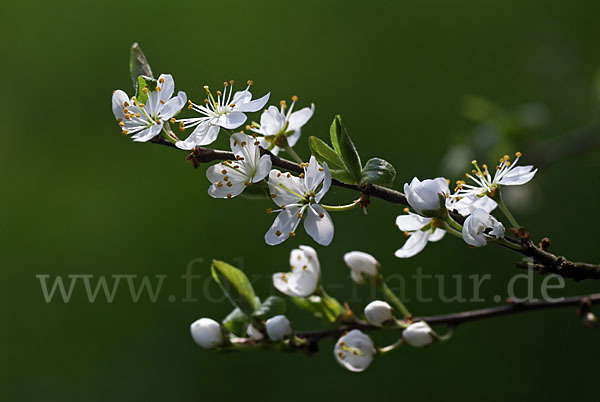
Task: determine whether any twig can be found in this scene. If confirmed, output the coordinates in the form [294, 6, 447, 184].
[149, 136, 600, 280]
[295, 292, 600, 345]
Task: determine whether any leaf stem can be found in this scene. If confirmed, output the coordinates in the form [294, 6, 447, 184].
[379, 280, 411, 319]
[321, 200, 360, 212]
[497, 191, 520, 228]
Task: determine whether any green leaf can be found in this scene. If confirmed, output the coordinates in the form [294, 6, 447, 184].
[252, 295, 286, 320]
[135, 76, 157, 106]
[308, 136, 345, 170]
[211, 260, 260, 315]
[290, 294, 343, 324]
[329, 115, 362, 183]
[222, 307, 251, 336]
[329, 168, 358, 184]
[129, 42, 154, 90]
[360, 158, 396, 187]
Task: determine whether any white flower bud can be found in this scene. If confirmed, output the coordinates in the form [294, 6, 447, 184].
[247, 324, 264, 341]
[344, 251, 380, 284]
[462, 208, 505, 247]
[190, 318, 224, 349]
[334, 330, 376, 372]
[583, 312, 597, 328]
[402, 321, 434, 348]
[364, 300, 393, 326]
[265, 315, 293, 341]
[404, 177, 449, 216]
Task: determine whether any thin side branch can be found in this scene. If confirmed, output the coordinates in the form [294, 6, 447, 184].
[295, 293, 600, 344]
[150, 136, 600, 280]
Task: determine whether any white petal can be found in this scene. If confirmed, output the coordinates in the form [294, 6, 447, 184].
[305, 155, 324, 191]
[236, 92, 270, 112]
[304, 205, 334, 246]
[208, 181, 246, 199]
[260, 106, 285, 134]
[131, 122, 163, 142]
[394, 230, 430, 258]
[499, 166, 537, 185]
[231, 89, 252, 106]
[428, 228, 446, 242]
[395, 214, 431, 231]
[265, 206, 301, 246]
[287, 103, 315, 132]
[176, 123, 220, 149]
[272, 273, 293, 296]
[112, 90, 129, 121]
[157, 73, 175, 102]
[315, 162, 331, 203]
[160, 91, 187, 120]
[254, 154, 272, 182]
[288, 269, 319, 297]
[268, 170, 304, 207]
[215, 111, 246, 130]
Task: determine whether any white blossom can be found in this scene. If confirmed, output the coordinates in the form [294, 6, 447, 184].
[364, 300, 393, 326]
[343, 251, 380, 284]
[273, 245, 320, 297]
[265, 156, 333, 246]
[404, 177, 450, 217]
[453, 152, 537, 199]
[250, 97, 315, 154]
[190, 318, 223, 349]
[395, 213, 446, 258]
[447, 194, 497, 216]
[112, 74, 187, 142]
[462, 208, 505, 247]
[175, 81, 270, 150]
[265, 315, 293, 341]
[206, 133, 272, 199]
[402, 321, 433, 348]
[334, 330, 376, 372]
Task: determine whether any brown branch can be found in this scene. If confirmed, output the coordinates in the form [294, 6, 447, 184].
[149, 136, 600, 280]
[295, 293, 600, 345]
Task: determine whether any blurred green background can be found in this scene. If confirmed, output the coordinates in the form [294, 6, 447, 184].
[2, 0, 600, 400]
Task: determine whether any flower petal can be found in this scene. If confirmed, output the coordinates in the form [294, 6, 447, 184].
[157, 74, 175, 102]
[304, 205, 334, 246]
[394, 230, 430, 258]
[268, 170, 304, 207]
[131, 122, 163, 142]
[265, 206, 301, 246]
[236, 92, 270, 112]
[428, 228, 446, 242]
[175, 123, 220, 149]
[112, 90, 129, 121]
[254, 154, 272, 183]
[273, 273, 293, 296]
[260, 106, 285, 134]
[395, 213, 431, 231]
[160, 91, 187, 120]
[499, 166, 537, 185]
[287, 103, 315, 132]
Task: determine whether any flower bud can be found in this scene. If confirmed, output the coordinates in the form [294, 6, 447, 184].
[334, 330, 376, 372]
[402, 321, 434, 348]
[190, 318, 224, 349]
[462, 208, 505, 247]
[583, 312, 597, 328]
[265, 315, 293, 341]
[364, 300, 393, 326]
[344, 251, 380, 284]
[404, 177, 450, 217]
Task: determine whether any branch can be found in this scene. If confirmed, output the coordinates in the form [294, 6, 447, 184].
[150, 136, 600, 280]
[295, 292, 600, 345]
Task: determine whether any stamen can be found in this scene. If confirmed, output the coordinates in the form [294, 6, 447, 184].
[159, 78, 165, 84]
[247, 80, 253, 85]
[289, 231, 296, 237]
[291, 95, 298, 102]
[515, 151, 522, 157]
[266, 208, 272, 214]
[275, 230, 282, 236]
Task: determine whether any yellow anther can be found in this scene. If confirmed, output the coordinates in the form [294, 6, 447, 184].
[281, 205, 287, 210]
[159, 78, 165, 84]
[119, 122, 125, 127]
[217, 90, 222, 96]
[229, 80, 235, 85]
[299, 173, 305, 178]
[170, 118, 176, 124]
[224, 176, 229, 181]
[403, 207, 409, 213]
[223, 82, 228, 87]
[247, 80, 253, 85]
[124, 102, 130, 107]
[155, 86, 161, 92]
[136, 113, 141, 118]
[318, 168, 324, 171]
[291, 95, 298, 102]
[404, 231, 410, 237]
[286, 173, 291, 178]
[277, 172, 282, 177]
[217, 182, 223, 188]
[226, 182, 232, 187]
[143, 87, 149, 93]
[227, 193, 232, 199]
[122, 130, 129, 135]
[290, 231, 296, 237]
[515, 151, 522, 157]
[319, 213, 324, 218]
[266, 208, 272, 214]
[221, 169, 227, 174]
[241, 141, 247, 146]
[275, 230, 282, 236]
[270, 194, 277, 198]
[297, 213, 303, 219]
